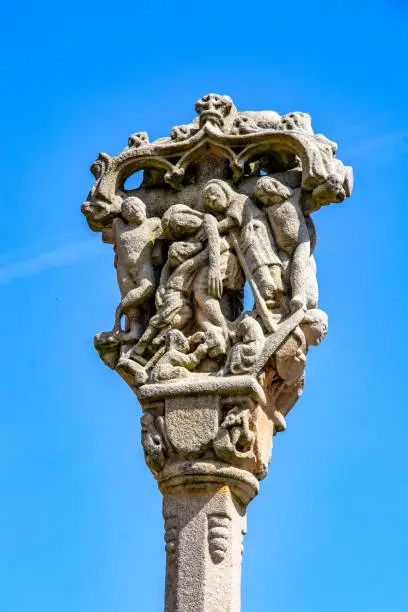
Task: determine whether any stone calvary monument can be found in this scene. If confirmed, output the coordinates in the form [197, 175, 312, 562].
[81, 94, 353, 611]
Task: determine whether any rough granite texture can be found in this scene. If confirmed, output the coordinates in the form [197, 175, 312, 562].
[82, 93, 353, 611]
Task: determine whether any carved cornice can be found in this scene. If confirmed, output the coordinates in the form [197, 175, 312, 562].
[84, 94, 352, 217]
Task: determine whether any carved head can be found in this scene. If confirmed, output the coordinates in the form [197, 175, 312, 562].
[165, 330, 190, 353]
[312, 175, 346, 206]
[202, 180, 233, 214]
[235, 315, 264, 344]
[162, 204, 203, 239]
[255, 176, 292, 206]
[81, 197, 121, 231]
[301, 309, 328, 346]
[121, 197, 147, 225]
[195, 94, 233, 128]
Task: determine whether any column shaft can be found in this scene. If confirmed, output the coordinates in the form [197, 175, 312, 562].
[163, 484, 246, 612]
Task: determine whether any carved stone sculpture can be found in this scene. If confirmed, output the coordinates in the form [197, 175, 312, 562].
[82, 93, 353, 611]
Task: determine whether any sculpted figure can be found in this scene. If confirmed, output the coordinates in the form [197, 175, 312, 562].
[140, 412, 167, 474]
[255, 176, 311, 312]
[154, 198, 246, 359]
[213, 396, 257, 470]
[192, 231, 242, 358]
[220, 403, 254, 453]
[150, 330, 208, 383]
[202, 180, 283, 311]
[112, 196, 163, 339]
[225, 315, 264, 375]
[273, 308, 328, 422]
[275, 308, 328, 379]
[133, 204, 226, 357]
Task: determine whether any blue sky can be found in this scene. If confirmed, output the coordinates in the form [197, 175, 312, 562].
[1, 1, 408, 610]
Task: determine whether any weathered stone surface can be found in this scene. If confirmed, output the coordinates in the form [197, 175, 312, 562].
[163, 485, 246, 612]
[82, 94, 353, 611]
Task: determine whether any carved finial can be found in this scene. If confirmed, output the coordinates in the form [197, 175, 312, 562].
[90, 152, 112, 179]
[195, 93, 233, 128]
[128, 131, 149, 148]
[278, 112, 314, 134]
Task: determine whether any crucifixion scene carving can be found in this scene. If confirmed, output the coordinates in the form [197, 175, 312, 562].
[82, 93, 353, 611]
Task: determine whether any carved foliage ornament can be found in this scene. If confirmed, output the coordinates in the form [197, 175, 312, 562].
[82, 93, 352, 488]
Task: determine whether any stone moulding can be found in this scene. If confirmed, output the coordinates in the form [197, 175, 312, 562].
[82, 93, 352, 611]
[137, 374, 266, 403]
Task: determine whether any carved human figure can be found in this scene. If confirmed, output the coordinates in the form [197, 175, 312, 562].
[150, 330, 208, 383]
[143, 201, 241, 360]
[202, 179, 284, 311]
[133, 204, 225, 357]
[225, 315, 264, 375]
[255, 176, 312, 312]
[273, 308, 328, 422]
[112, 196, 163, 339]
[192, 235, 242, 358]
[275, 308, 328, 380]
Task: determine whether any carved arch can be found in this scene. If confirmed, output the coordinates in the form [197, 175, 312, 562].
[236, 133, 327, 190]
[93, 156, 176, 203]
[171, 139, 238, 178]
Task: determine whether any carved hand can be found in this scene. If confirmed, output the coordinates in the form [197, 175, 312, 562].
[208, 267, 223, 299]
[290, 295, 305, 313]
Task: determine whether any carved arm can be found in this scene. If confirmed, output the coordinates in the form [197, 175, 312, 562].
[203, 214, 223, 299]
[175, 343, 209, 369]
